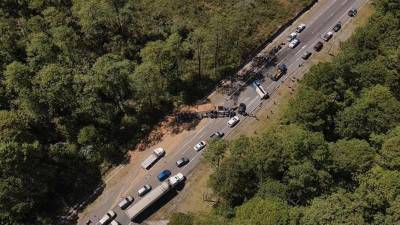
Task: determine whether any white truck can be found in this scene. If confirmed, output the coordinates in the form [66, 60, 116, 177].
[125, 173, 185, 221]
[141, 147, 165, 170]
[253, 82, 269, 99]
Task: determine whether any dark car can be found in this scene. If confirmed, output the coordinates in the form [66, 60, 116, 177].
[238, 103, 246, 115]
[313, 41, 324, 51]
[176, 157, 189, 167]
[302, 51, 312, 60]
[348, 9, 357, 17]
[210, 131, 224, 140]
[157, 170, 171, 181]
[333, 22, 342, 32]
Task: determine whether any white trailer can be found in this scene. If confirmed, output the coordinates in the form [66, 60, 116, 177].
[141, 148, 165, 170]
[255, 84, 269, 99]
[125, 173, 184, 221]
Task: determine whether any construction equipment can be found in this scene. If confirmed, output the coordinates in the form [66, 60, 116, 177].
[272, 64, 287, 81]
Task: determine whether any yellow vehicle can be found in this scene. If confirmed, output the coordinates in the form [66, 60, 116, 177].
[272, 64, 287, 81]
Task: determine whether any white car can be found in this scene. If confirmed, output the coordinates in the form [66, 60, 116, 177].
[323, 31, 333, 41]
[289, 38, 300, 49]
[287, 32, 297, 42]
[227, 116, 240, 127]
[194, 141, 207, 151]
[138, 184, 152, 197]
[118, 195, 134, 209]
[296, 23, 306, 33]
[99, 210, 117, 225]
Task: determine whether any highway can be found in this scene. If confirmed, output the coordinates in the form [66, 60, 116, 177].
[80, 0, 369, 224]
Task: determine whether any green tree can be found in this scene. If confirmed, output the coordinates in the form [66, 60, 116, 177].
[286, 87, 335, 135]
[300, 191, 365, 225]
[329, 139, 375, 177]
[336, 85, 400, 139]
[26, 32, 57, 70]
[354, 166, 400, 223]
[3, 61, 32, 97]
[232, 197, 290, 225]
[377, 126, 400, 170]
[256, 178, 288, 200]
[203, 139, 227, 168]
[0, 141, 54, 225]
[284, 162, 322, 205]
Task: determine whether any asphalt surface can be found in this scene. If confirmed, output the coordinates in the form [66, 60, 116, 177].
[81, 0, 369, 224]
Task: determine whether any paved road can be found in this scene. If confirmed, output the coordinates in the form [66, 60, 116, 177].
[81, 0, 368, 224]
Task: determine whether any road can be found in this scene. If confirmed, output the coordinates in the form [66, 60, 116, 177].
[80, 0, 369, 224]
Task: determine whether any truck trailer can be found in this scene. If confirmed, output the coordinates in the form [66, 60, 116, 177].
[141, 148, 165, 170]
[125, 173, 185, 221]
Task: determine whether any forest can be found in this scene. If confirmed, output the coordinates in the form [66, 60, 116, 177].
[0, 0, 315, 224]
[169, 0, 400, 224]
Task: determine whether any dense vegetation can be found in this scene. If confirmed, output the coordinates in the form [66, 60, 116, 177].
[0, 0, 314, 224]
[170, 0, 400, 224]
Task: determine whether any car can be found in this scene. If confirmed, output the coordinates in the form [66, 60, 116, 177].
[210, 131, 224, 139]
[287, 32, 297, 42]
[157, 170, 171, 181]
[176, 157, 189, 167]
[118, 196, 134, 209]
[333, 22, 342, 32]
[296, 23, 306, 33]
[323, 31, 333, 41]
[238, 103, 246, 115]
[302, 51, 312, 60]
[227, 116, 240, 127]
[99, 210, 117, 225]
[313, 41, 324, 51]
[138, 184, 152, 197]
[348, 8, 357, 17]
[194, 141, 207, 151]
[289, 38, 300, 48]
[110, 221, 120, 225]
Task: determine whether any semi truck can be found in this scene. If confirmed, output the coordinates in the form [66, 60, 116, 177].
[272, 63, 287, 81]
[141, 148, 165, 170]
[125, 173, 185, 221]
